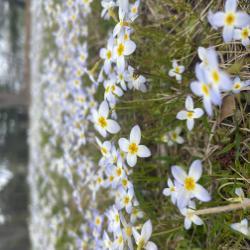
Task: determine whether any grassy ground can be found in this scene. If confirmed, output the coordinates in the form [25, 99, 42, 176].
[33, 0, 250, 249]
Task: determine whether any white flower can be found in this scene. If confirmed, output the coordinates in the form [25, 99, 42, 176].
[96, 137, 112, 157]
[113, 10, 130, 37]
[168, 60, 185, 82]
[126, 66, 147, 92]
[162, 178, 179, 205]
[117, 0, 129, 15]
[100, 37, 115, 74]
[120, 214, 134, 250]
[190, 64, 222, 116]
[171, 160, 211, 209]
[161, 127, 184, 146]
[101, 0, 116, 19]
[208, 0, 250, 42]
[198, 46, 218, 70]
[180, 208, 203, 230]
[231, 219, 250, 236]
[129, 0, 140, 22]
[234, 26, 250, 46]
[104, 78, 123, 104]
[130, 206, 144, 224]
[231, 77, 249, 94]
[114, 33, 136, 72]
[176, 96, 204, 131]
[132, 220, 158, 250]
[119, 125, 151, 167]
[93, 101, 121, 137]
[117, 187, 134, 213]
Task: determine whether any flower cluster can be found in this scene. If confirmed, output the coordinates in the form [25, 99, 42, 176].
[208, 0, 250, 44]
[29, 0, 158, 249]
[163, 0, 250, 232]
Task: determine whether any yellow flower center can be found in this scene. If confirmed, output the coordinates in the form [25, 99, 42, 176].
[126, 227, 132, 237]
[111, 85, 116, 92]
[241, 28, 249, 40]
[201, 83, 209, 96]
[115, 214, 119, 223]
[117, 43, 125, 56]
[124, 33, 129, 41]
[109, 175, 114, 182]
[138, 239, 145, 249]
[225, 12, 235, 26]
[234, 82, 241, 89]
[122, 178, 128, 187]
[80, 54, 85, 62]
[172, 132, 177, 140]
[97, 177, 102, 184]
[116, 168, 122, 176]
[184, 177, 196, 191]
[98, 116, 107, 128]
[128, 143, 138, 154]
[170, 186, 175, 192]
[175, 66, 180, 74]
[124, 195, 130, 204]
[187, 111, 193, 119]
[131, 6, 137, 14]
[118, 235, 123, 244]
[106, 50, 112, 59]
[101, 147, 107, 155]
[95, 217, 101, 225]
[212, 70, 220, 84]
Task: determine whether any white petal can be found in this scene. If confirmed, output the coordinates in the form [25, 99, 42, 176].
[185, 96, 194, 111]
[193, 108, 204, 118]
[233, 29, 241, 40]
[99, 101, 109, 117]
[198, 47, 206, 61]
[193, 184, 211, 202]
[104, 60, 111, 74]
[177, 190, 191, 209]
[100, 48, 107, 59]
[106, 119, 121, 134]
[223, 26, 234, 43]
[218, 71, 232, 91]
[124, 40, 136, 55]
[190, 81, 203, 97]
[130, 125, 141, 144]
[176, 136, 184, 144]
[113, 23, 122, 37]
[242, 38, 250, 47]
[119, 138, 129, 152]
[225, 0, 237, 12]
[206, 48, 218, 67]
[145, 241, 158, 250]
[235, 12, 250, 28]
[187, 119, 194, 131]
[171, 166, 187, 184]
[163, 188, 171, 196]
[137, 145, 151, 158]
[192, 215, 204, 226]
[184, 217, 192, 230]
[189, 160, 202, 181]
[127, 153, 137, 167]
[209, 11, 225, 27]
[176, 111, 187, 120]
[141, 220, 152, 243]
[168, 69, 175, 77]
[117, 56, 125, 72]
[132, 228, 140, 244]
[203, 98, 213, 116]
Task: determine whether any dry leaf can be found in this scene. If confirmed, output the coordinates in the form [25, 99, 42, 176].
[219, 95, 236, 123]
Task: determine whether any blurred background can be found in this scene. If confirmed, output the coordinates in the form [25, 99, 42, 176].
[0, 0, 30, 249]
